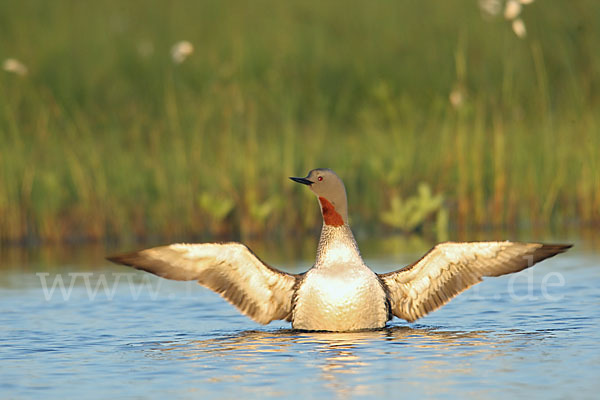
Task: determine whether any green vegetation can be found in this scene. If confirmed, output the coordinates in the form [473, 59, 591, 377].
[1, 0, 599, 244]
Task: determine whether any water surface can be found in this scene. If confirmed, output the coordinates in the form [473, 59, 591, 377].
[1, 240, 599, 399]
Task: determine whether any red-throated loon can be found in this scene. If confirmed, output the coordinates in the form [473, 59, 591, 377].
[107, 168, 571, 331]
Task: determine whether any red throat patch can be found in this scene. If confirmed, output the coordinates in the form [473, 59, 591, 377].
[318, 197, 344, 226]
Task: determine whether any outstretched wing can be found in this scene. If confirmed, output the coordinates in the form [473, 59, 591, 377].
[379, 242, 571, 322]
[107, 242, 299, 324]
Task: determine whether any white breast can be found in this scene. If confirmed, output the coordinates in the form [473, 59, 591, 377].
[292, 263, 388, 331]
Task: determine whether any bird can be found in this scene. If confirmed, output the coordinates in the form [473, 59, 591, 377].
[107, 168, 571, 331]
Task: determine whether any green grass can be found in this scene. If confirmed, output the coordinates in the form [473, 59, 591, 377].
[1, 0, 599, 244]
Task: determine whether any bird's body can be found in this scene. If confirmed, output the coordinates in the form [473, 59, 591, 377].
[292, 224, 389, 331]
[108, 169, 571, 331]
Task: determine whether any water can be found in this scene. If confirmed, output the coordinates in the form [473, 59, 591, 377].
[1, 241, 599, 399]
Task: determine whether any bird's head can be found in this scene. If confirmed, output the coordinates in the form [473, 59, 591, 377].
[290, 168, 348, 226]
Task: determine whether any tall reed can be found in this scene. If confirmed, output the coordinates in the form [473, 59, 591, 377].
[0, 0, 598, 244]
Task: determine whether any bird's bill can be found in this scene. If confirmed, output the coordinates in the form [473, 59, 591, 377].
[289, 176, 313, 186]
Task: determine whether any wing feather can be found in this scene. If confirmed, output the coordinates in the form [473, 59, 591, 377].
[379, 242, 571, 322]
[107, 242, 299, 324]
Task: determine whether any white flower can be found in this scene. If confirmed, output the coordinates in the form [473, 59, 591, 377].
[449, 87, 465, 109]
[171, 40, 194, 64]
[512, 18, 527, 38]
[479, 0, 502, 17]
[3, 58, 28, 76]
[504, 0, 522, 20]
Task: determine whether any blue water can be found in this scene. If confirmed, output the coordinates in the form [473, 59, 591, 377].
[1, 243, 599, 399]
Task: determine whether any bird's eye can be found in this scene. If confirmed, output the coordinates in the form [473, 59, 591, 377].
[318, 176, 323, 181]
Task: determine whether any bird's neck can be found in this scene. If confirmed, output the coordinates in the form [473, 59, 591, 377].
[315, 224, 363, 268]
[318, 197, 346, 226]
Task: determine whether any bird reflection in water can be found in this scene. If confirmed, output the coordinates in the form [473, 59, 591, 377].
[139, 326, 495, 396]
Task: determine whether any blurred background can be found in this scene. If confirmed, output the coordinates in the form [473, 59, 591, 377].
[1, 0, 599, 247]
[3, 4, 600, 398]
